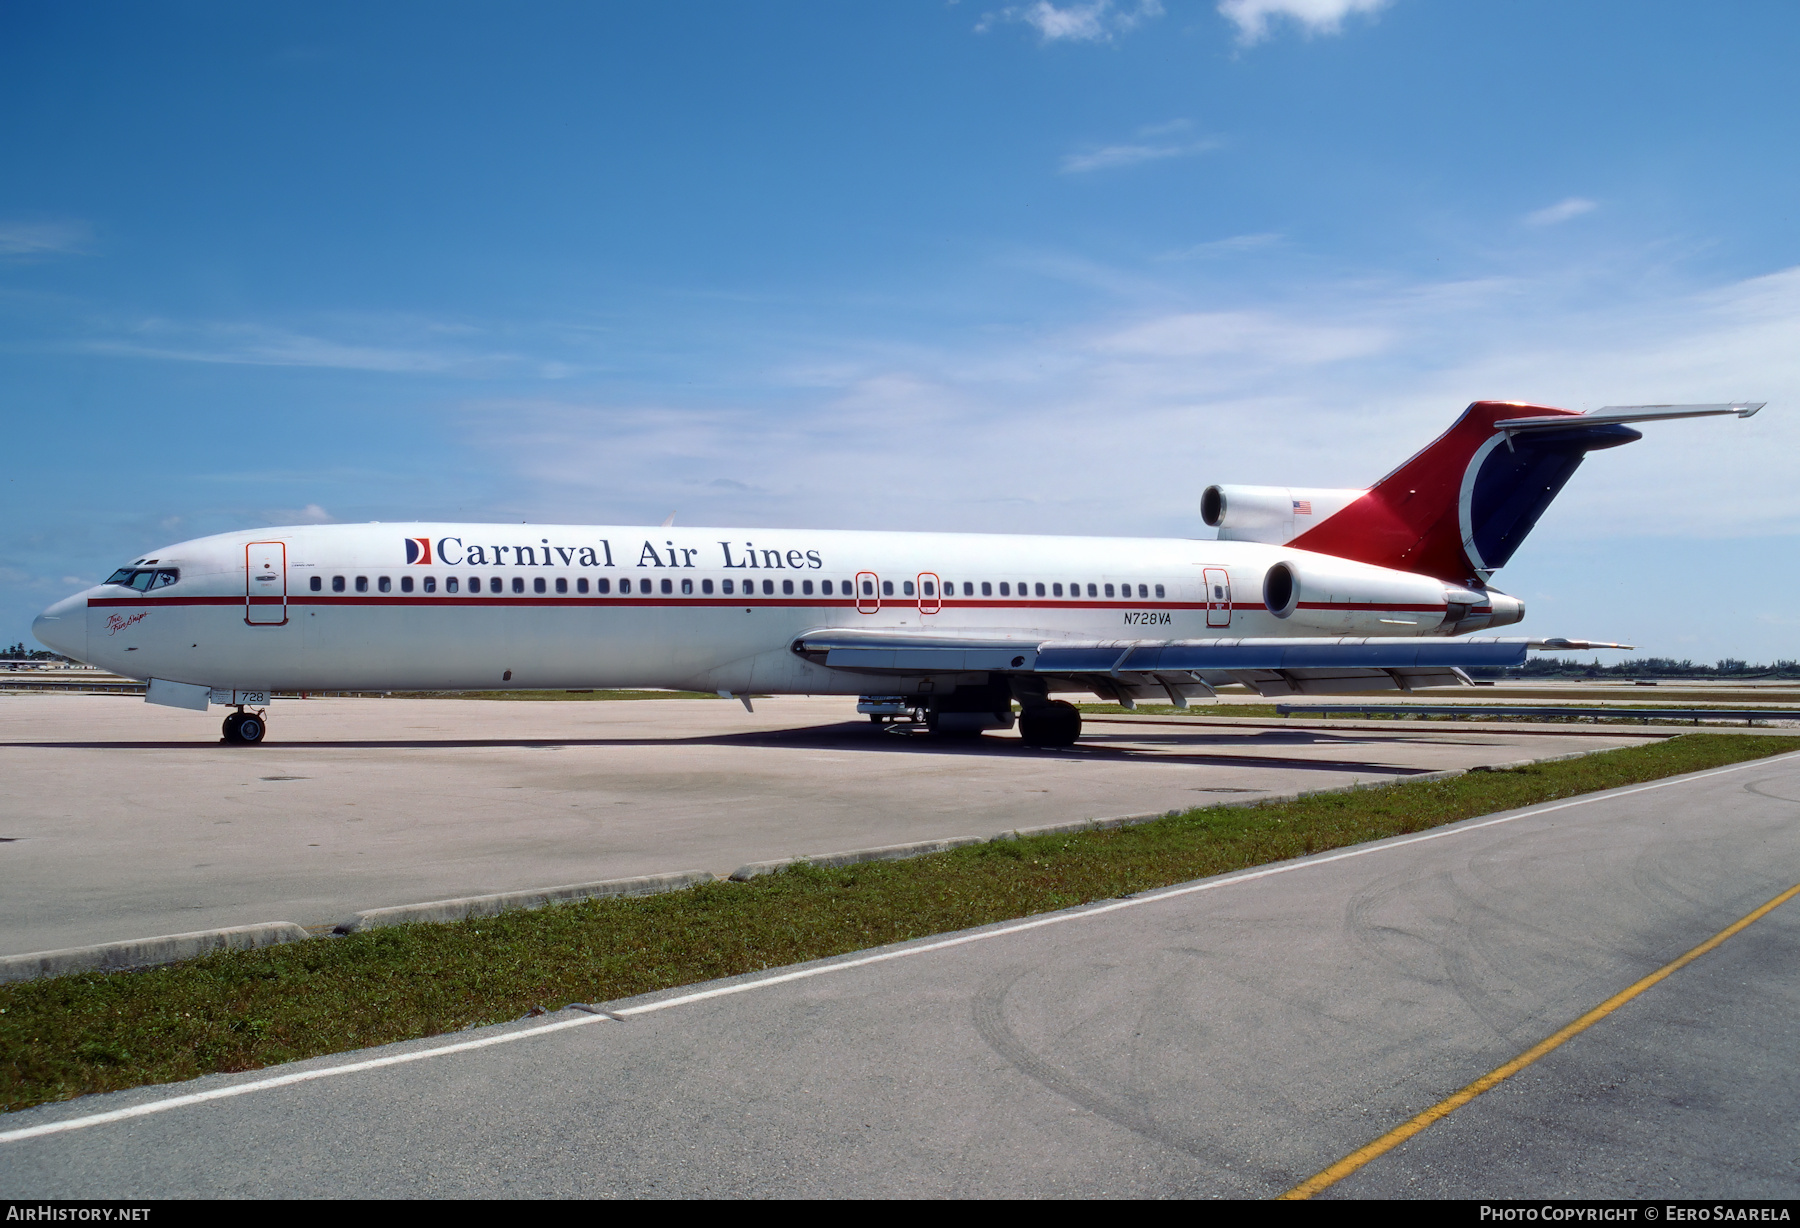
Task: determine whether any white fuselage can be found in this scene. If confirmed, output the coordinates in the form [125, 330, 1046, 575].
[34, 522, 1496, 696]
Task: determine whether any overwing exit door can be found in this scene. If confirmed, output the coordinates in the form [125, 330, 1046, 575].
[246, 541, 288, 625]
[1203, 567, 1232, 628]
[917, 572, 941, 617]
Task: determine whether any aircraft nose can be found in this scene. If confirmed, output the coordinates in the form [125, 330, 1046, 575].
[33, 592, 88, 661]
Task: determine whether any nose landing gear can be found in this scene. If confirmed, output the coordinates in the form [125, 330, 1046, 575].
[221, 708, 267, 745]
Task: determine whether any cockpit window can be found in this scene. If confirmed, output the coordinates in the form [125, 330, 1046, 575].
[109, 568, 179, 591]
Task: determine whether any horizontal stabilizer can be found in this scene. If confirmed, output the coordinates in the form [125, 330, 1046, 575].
[1495, 403, 1763, 431]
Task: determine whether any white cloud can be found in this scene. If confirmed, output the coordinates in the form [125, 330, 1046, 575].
[1159, 232, 1283, 260]
[1091, 310, 1389, 363]
[1061, 118, 1221, 174]
[0, 220, 92, 257]
[978, 0, 1163, 43]
[1218, 0, 1390, 45]
[1524, 197, 1599, 227]
[1060, 137, 1221, 173]
[78, 317, 539, 376]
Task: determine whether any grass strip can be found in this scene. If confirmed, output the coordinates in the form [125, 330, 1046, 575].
[2, 733, 1792, 1113]
[1076, 702, 1800, 721]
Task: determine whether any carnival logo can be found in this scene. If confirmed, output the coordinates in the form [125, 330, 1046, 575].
[403, 537, 433, 565]
[106, 611, 149, 635]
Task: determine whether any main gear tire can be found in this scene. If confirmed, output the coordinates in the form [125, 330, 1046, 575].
[1018, 700, 1081, 748]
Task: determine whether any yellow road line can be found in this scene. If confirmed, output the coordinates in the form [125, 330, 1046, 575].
[1280, 880, 1800, 1200]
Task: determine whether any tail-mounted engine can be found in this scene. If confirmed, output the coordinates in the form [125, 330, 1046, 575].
[1259, 557, 1524, 635]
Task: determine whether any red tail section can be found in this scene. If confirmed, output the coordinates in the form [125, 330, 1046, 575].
[1288, 402, 1586, 584]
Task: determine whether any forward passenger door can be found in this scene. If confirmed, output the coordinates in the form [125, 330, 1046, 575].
[246, 541, 288, 626]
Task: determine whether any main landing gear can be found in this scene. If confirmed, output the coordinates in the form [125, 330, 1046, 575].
[1017, 700, 1081, 748]
[221, 708, 267, 745]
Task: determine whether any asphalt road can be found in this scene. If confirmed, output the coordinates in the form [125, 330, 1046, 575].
[0, 692, 1665, 955]
[4, 748, 1796, 1198]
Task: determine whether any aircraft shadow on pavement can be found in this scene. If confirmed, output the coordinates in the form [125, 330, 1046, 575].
[11, 722, 1450, 774]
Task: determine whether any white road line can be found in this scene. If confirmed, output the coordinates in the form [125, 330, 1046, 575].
[7, 750, 1796, 1144]
[0, 1015, 608, 1143]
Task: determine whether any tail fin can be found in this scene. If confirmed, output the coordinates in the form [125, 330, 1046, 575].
[1285, 400, 1759, 584]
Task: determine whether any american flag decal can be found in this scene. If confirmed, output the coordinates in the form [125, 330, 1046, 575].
[1293, 500, 1313, 515]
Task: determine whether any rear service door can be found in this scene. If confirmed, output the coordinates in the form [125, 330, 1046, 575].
[1203, 567, 1232, 628]
[246, 541, 288, 625]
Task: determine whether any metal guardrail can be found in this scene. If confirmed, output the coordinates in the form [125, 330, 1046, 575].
[0, 680, 147, 694]
[1275, 705, 1799, 725]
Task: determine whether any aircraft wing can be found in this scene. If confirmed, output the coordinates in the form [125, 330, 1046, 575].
[790, 631, 1632, 706]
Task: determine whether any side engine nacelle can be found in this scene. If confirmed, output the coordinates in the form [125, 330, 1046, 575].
[1202, 484, 1367, 545]
[1260, 555, 1525, 635]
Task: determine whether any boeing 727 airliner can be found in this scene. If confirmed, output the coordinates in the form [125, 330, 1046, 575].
[32, 400, 1762, 746]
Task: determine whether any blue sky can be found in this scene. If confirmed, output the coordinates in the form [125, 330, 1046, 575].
[4, 0, 1798, 661]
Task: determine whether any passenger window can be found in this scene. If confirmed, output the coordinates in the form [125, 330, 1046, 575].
[903, 580, 915, 596]
[576, 577, 588, 593]
[862, 580, 874, 596]
[821, 580, 832, 595]
[922, 581, 934, 596]
[618, 578, 630, 594]
[1138, 584, 1148, 598]
[802, 579, 813, 595]
[511, 577, 523, 594]
[1155, 584, 1165, 599]
[981, 582, 992, 596]
[310, 576, 322, 592]
[1035, 582, 1046, 597]
[782, 579, 794, 595]
[400, 576, 413, 593]
[701, 578, 713, 595]
[356, 576, 369, 593]
[722, 578, 734, 595]
[682, 578, 693, 595]
[1104, 583, 1115, 598]
[446, 577, 459, 593]
[661, 578, 673, 595]
[377, 576, 390, 593]
[1086, 583, 1097, 597]
[998, 582, 1008, 596]
[555, 577, 567, 594]
[762, 579, 774, 595]
[468, 577, 481, 593]
[964, 582, 974, 596]
[840, 579, 851, 594]
[882, 580, 893, 596]
[1052, 583, 1062, 597]
[424, 577, 436, 593]
[533, 577, 546, 594]
[596, 578, 610, 594]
